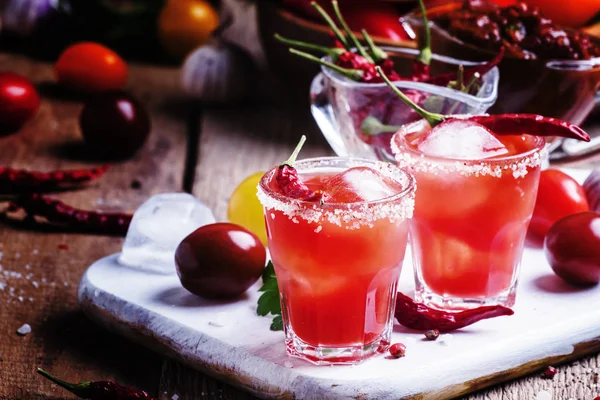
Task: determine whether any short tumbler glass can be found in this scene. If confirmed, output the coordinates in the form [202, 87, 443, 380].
[392, 120, 547, 309]
[257, 157, 415, 365]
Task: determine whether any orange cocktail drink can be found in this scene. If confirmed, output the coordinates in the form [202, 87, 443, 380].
[392, 118, 546, 309]
[258, 157, 415, 364]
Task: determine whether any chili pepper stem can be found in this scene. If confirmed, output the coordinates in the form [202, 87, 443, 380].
[281, 135, 307, 168]
[37, 368, 89, 398]
[331, 0, 374, 63]
[310, 1, 350, 50]
[361, 116, 401, 135]
[416, 0, 432, 66]
[289, 48, 363, 81]
[274, 33, 344, 61]
[447, 72, 481, 115]
[375, 66, 444, 127]
[361, 29, 388, 64]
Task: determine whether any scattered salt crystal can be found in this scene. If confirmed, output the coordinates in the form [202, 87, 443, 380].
[0, 282, 5, 291]
[16, 324, 31, 336]
[314, 225, 322, 233]
[64, 282, 69, 287]
[41, 278, 47, 283]
[32, 249, 39, 255]
[208, 312, 226, 327]
[536, 390, 552, 400]
[284, 361, 293, 368]
[94, 290, 99, 297]
[28, 297, 33, 302]
[171, 395, 179, 400]
[15, 253, 20, 259]
[0, 252, 3, 261]
[50, 282, 56, 287]
[32, 281, 39, 288]
[18, 296, 23, 302]
[25, 265, 31, 270]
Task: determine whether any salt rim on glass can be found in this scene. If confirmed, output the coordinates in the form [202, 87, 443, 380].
[256, 157, 416, 230]
[390, 119, 548, 179]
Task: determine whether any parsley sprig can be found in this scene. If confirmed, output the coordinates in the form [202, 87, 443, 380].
[257, 261, 283, 331]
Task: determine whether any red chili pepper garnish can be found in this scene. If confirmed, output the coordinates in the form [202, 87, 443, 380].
[394, 292, 514, 332]
[277, 136, 326, 202]
[426, 47, 505, 88]
[0, 165, 109, 191]
[462, 114, 591, 142]
[37, 368, 157, 400]
[7, 193, 132, 235]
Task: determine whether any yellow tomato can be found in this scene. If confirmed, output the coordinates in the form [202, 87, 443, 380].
[227, 172, 268, 246]
[158, 0, 220, 59]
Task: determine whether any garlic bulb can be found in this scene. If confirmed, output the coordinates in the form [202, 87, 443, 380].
[181, 38, 257, 104]
[1, 0, 58, 36]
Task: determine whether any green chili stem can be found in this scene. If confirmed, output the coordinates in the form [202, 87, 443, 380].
[281, 135, 307, 168]
[289, 48, 363, 81]
[375, 66, 444, 127]
[361, 116, 401, 135]
[37, 368, 89, 398]
[446, 72, 481, 114]
[416, 0, 432, 66]
[361, 29, 388, 64]
[331, 0, 373, 63]
[311, 2, 349, 50]
[274, 33, 344, 61]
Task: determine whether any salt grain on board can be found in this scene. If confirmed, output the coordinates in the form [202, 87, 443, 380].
[16, 324, 31, 336]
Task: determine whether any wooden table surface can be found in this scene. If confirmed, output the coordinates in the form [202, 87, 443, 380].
[2, 6, 600, 400]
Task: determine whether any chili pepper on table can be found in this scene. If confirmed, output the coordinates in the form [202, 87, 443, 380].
[37, 368, 157, 400]
[394, 292, 514, 332]
[277, 135, 327, 202]
[0, 165, 109, 191]
[7, 193, 132, 235]
[376, 65, 591, 142]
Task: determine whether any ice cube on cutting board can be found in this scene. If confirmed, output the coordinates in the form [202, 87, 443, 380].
[118, 193, 216, 274]
[418, 120, 509, 160]
[325, 166, 402, 202]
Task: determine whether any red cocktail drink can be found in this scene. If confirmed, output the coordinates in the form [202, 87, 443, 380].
[392, 118, 546, 309]
[257, 157, 415, 364]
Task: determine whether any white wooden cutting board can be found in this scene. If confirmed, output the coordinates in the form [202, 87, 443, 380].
[78, 168, 600, 400]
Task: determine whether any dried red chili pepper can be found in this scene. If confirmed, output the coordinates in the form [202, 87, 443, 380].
[0, 165, 109, 191]
[411, 0, 432, 82]
[8, 193, 132, 235]
[388, 343, 406, 358]
[376, 65, 591, 142]
[37, 368, 157, 400]
[541, 366, 558, 379]
[425, 47, 505, 88]
[277, 136, 326, 202]
[395, 292, 514, 332]
[463, 114, 590, 142]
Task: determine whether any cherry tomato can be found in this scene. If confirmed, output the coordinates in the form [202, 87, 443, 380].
[544, 212, 600, 286]
[227, 172, 268, 245]
[527, 169, 589, 247]
[0, 72, 40, 134]
[79, 91, 150, 159]
[175, 223, 266, 299]
[55, 42, 128, 93]
[158, 0, 220, 60]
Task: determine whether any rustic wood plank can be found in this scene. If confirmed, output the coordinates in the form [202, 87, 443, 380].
[0, 53, 188, 399]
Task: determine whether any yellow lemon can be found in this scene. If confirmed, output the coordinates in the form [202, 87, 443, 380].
[227, 171, 268, 246]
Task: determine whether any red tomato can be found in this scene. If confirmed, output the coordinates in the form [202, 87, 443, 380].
[0, 72, 40, 134]
[525, 0, 599, 28]
[283, 0, 412, 42]
[55, 42, 128, 93]
[527, 169, 590, 247]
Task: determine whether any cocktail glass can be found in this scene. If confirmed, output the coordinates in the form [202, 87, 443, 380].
[257, 157, 415, 365]
[391, 119, 547, 309]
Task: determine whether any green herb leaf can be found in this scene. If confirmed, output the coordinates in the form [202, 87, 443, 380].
[257, 261, 283, 330]
[270, 315, 283, 331]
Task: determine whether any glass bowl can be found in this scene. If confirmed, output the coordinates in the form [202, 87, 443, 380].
[402, 1, 600, 126]
[310, 46, 499, 162]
